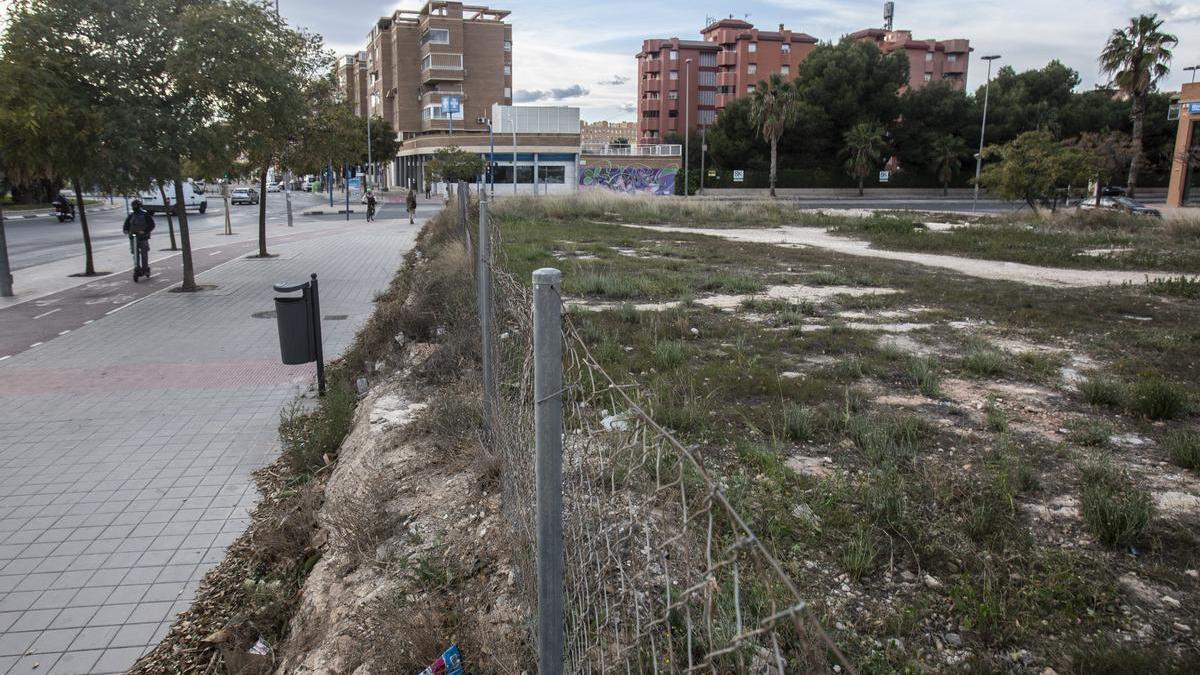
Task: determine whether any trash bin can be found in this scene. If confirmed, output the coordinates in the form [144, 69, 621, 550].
[275, 295, 315, 364]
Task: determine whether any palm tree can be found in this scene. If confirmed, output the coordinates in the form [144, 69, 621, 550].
[749, 74, 800, 198]
[843, 121, 888, 197]
[1100, 14, 1177, 197]
[930, 135, 968, 196]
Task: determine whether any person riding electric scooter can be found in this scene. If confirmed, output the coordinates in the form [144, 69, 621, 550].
[123, 199, 156, 281]
[52, 191, 75, 222]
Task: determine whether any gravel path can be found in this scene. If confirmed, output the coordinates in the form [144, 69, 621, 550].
[632, 225, 1176, 288]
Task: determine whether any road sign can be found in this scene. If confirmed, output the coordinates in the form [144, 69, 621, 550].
[879, 170, 890, 183]
[347, 177, 362, 193]
[1188, 102, 1200, 115]
[442, 94, 462, 113]
[733, 169, 745, 183]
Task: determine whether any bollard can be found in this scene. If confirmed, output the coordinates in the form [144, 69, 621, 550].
[477, 197, 495, 436]
[533, 267, 564, 674]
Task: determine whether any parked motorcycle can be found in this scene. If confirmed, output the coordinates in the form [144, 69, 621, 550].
[54, 202, 76, 222]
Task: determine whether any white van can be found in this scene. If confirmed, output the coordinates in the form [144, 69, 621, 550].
[139, 180, 209, 214]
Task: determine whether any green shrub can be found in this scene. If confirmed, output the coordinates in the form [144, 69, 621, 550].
[1166, 429, 1200, 471]
[906, 356, 942, 397]
[961, 346, 1007, 377]
[1065, 417, 1114, 447]
[1127, 376, 1188, 420]
[1078, 374, 1126, 408]
[1145, 275, 1200, 299]
[651, 340, 686, 371]
[985, 400, 1008, 433]
[1079, 459, 1154, 549]
[781, 404, 814, 442]
[278, 377, 357, 477]
[839, 525, 878, 581]
[850, 413, 927, 466]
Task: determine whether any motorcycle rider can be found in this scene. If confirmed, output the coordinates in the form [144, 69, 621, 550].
[123, 199, 156, 278]
[52, 191, 74, 217]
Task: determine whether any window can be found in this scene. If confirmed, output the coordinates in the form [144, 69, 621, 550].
[748, 42, 757, 53]
[421, 28, 449, 45]
[698, 70, 715, 86]
[668, 110, 678, 118]
[504, 40, 512, 52]
[504, 64, 511, 75]
[747, 63, 756, 75]
[948, 53, 958, 63]
[644, 91, 659, 100]
[781, 43, 791, 54]
[781, 65, 790, 76]
[699, 52, 716, 67]
[746, 84, 756, 93]
[643, 110, 660, 118]
[669, 70, 678, 80]
[669, 49, 678, 60]
[504, 87, 512, 97]
[923, 73, 932, 82]
[668, 90, 678, 100]
[538, 166, 566, 184]
[699, 110, 716, 125]
[698, 90, 715, 105]
[925, 52, 933, 62]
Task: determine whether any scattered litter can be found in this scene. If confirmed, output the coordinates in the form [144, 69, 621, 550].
[356, 377, 370, 398]
[601, 413, 631, 431]
[419, 644, 464, 675]
[248, 638, 270, 655]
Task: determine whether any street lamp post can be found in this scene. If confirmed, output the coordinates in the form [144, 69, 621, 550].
[700, 124, 706, 196]
[1185, 66, 1199, 83]
[973, 54, 1001, 213]
[684, 58, 691, 198]
[510, 107, 518, 195]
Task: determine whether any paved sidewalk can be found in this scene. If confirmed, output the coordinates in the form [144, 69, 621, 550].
[0, 215, 420, 674]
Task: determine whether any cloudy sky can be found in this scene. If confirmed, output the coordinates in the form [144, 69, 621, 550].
[2, 0, 1196, 120]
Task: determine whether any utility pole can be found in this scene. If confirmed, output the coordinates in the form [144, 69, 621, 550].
[367, 111, 373, 191]
[973, 54, 1001, 213]
[699, 124, 707, 196]
[478, 115, 496, 198]
[684, 58, 691, 197]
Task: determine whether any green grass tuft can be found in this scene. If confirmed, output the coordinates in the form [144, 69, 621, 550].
[906, 356, 942, 397]
[1165, 429, 1200, 471]
[1064, 417, 1114, 447]
[839, 525, 878, 581]
[961, 345, 1008, 377]
[1079, 458, 1154, 549]
[1078, 373, 1126, 408]
[1127, 376, 1188, 420]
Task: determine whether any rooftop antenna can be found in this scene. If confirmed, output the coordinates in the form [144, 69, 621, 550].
[884, 1, 894, 30]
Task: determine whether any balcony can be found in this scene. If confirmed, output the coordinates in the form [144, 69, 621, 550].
[421, 52, 464, 83]
[581, 144, 682, 157]
[717, 71, 737, 88]
[943, 57, 967, 74]
[718, 50, 737, 67]
[641, 79, 661, 93]
[644, 60, 661, 73]
[420, 88, 464, 107]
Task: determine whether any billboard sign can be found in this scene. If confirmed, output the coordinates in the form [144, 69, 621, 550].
[732, 169, 745, 183]
[441, 95, 464, 120]
[879, 170, 890, 183]
[1188, 102, 1200, 115]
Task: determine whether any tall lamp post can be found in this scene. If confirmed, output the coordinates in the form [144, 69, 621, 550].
[1185, 65, 1199, 83]
[367, 93, 378, 190]
[973, 54, 1001, 213]
[684, 58, 692, 198]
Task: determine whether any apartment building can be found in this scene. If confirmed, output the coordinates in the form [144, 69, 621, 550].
[636, 14, 968, 143]
[581, 121, 638, 148]
[849, 29, 970, 91]
[335, 52, 369, 117]
[351, 1, 512, 139]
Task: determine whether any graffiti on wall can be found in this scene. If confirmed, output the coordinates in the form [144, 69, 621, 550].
[579, 166, 678, 196]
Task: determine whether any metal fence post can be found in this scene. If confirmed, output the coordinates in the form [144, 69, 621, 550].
[0, 201, 12, 297]
[309, 273, 325, 396]
[458, 179, 472, 259]
[478, 196, 495, 436]
[533, 267, 564, 675]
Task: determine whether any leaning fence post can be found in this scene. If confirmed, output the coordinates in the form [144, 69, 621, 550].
[477, 196, 495, 437]
[533, 267, 564, 674]
[458, 179, 471, 259]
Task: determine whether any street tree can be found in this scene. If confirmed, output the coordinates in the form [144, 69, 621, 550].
[929, 134, 969, 196]
[1100, 13, 1177, 196]
[894, 82, 974, 175]
[979, 130, 1099, 213]
[1067, 130, 1135, 187]
[749, 74, 800, 198]
[0, 0, 146, 276]
[843, 121, 888, 197]
[426, 146, 484, 186]
[358, 115, 400, 187]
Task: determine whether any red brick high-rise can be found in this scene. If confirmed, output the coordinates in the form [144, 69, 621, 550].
[636, 17, 969, 144]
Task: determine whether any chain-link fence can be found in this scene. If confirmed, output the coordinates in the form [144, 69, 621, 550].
[464, 185, 852, 673]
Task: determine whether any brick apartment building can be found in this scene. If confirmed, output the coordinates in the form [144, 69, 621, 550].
[335, 51, 369, 117]
[637, 17, 969, 143]
[581, 120, 638, 148]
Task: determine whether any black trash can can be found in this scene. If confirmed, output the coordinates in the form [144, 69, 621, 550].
[275, 296, 315, 364]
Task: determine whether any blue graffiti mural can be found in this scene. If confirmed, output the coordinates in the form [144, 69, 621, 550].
[579, 167, 677, 196]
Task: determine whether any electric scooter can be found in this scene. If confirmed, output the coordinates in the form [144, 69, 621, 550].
[130, 235, 150, 282]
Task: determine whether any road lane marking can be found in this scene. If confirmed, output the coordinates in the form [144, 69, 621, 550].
[29, 342, 42, 348]
[83, 320, 93, 325]
[33, 308, 61, 319]
[58, 330, 70, 336]
[0, 355, 10, 361]
[209, 251, 223, 256]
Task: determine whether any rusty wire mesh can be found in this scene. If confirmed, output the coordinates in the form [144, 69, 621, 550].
[484, 217, 851, 673]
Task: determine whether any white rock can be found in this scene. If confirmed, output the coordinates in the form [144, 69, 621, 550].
[1162, 595, 1181, 608]
[923, 574, 943, 590]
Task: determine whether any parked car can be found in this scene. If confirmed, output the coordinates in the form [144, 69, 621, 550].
[1077, 195, 1161, 218]
[139, 179, 208, 214]
[266, 182, 281, 193]
[230, 187, 259, 205]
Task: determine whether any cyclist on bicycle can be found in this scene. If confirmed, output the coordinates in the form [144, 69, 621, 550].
[365, 191, 377, 222]
[123, 199, 156, 280]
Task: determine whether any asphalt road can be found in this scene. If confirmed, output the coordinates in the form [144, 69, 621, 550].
[3, 190, 335, 271]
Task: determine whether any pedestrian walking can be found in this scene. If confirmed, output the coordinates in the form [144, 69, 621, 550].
[406, 188, 418, 224]
[365, 191, 377, 222]
[424, 182, 431, 200]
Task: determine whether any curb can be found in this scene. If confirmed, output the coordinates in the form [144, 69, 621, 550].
[302, 209, 359, 215]
[3, 202, 126, 220]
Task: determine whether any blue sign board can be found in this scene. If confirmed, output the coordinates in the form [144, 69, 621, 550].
[441, 95, 461, 114]
[1189, 102, 1200, 115]
[347, 177, 361, 193]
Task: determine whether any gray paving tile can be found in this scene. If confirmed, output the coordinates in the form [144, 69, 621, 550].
[93, 645, 149, 673]
[28, 627, 81, 654]
[48, 648, 101, 674]
[8, 608, 60, 632]
[66, 625, 119, 651]
[46, 605, 98, 630]
[87, 604, 135, 627]
[107, 621, 159, 648]
[0, 630, 36, 657]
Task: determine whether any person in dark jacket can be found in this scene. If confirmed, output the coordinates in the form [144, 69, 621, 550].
[123, 199, 156, 278]
[406, 188, 418, 224]
[365, 191, 377, 222]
